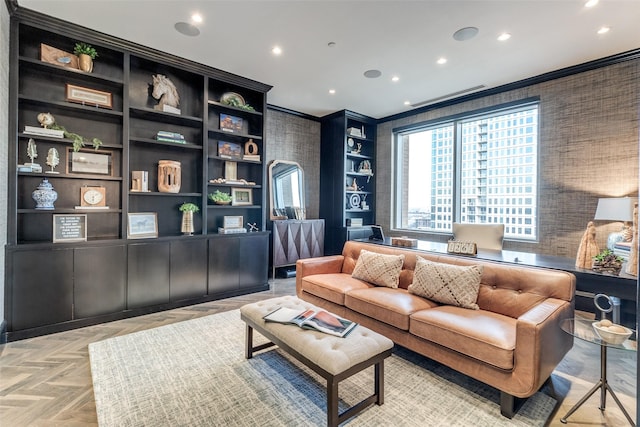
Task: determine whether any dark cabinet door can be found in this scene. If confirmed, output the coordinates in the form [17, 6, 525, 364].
[10, 248, 73, 331]
[170, 239, 208, 301]
[127, 242, 170, 308]
[239, 234, 268, 289]
[208, 237, 240, 294]
[74, 244, 127, 318]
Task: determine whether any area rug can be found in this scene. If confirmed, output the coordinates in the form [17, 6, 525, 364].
[89, 310, 556, 426]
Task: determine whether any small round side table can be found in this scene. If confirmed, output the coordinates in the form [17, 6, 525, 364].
[559, 318, 637, 426]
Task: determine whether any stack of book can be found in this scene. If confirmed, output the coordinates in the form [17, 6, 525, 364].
[243, 154, 260, 161]
[613, 241, 631, 260]
[155, 131, 186, 144]
[218, 227, 247, 234]
[24, 126, 64, 138]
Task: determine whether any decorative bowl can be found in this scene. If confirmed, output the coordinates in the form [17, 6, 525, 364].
[592, 321, 632, 345]
[214, 200, 231, 205]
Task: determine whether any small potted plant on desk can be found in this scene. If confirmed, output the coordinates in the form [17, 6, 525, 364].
[592, 249, 624, 275]
[179, 202, 199, 235]
[209, 190, 232, 205]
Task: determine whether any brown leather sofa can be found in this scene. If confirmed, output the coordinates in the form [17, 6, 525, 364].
[296, 241, 576, 418]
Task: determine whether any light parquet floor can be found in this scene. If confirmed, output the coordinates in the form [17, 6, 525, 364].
[0, 278, 636, 426]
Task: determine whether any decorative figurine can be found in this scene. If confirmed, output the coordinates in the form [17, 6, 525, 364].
[37, 112, 55, 128]
[625, 202, 638, 276]
[247, 223, 259, 232]
[575, 221, 600, 268]
[158, 160, 181, 193]
[151, 74, 180, 114]
[45, 148, 60, 174]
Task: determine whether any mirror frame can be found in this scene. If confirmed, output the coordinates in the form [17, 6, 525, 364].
[269, 160, 305, 220]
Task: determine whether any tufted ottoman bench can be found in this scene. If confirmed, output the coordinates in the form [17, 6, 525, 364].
[240, 295, 394, 427]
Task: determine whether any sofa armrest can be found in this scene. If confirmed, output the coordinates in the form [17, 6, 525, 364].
[296, 255, 345, 297]
[511, 298, 574, 396]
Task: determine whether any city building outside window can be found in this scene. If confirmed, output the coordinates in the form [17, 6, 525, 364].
[393, 100, 539, 241]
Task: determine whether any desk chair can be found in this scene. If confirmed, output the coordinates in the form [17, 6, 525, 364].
[452, 223, 505, 251]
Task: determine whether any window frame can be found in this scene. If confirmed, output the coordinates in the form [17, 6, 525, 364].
[391, 97, 541, 242]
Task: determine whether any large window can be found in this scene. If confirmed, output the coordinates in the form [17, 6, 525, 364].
[394, 101, 539, 240]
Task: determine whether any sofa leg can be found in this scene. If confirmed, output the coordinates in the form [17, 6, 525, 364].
[500, 392, 525, 418]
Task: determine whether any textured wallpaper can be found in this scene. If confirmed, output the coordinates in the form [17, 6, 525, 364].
[265, 109, 321, 219]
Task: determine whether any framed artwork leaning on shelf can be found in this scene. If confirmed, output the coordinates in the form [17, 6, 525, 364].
[66, 84, 113, 109]
[231, 187, 252, 206]
[127, 212, 158, 239]
[67, 148, 112, 175]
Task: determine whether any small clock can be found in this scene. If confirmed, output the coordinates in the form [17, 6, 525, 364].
[80, 186, 106, 207]
[347, 138, 355, 148]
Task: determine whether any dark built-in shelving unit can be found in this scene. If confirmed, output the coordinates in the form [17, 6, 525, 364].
[5, 10, 272, 341]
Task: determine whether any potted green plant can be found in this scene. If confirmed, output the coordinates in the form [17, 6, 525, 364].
[209, 190, 232, 205]
[73, 42, 98, 73]
[179, 203, 199, 235]
[592, 249, 624, 275]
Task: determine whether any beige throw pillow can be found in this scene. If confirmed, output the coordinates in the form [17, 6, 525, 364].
[408, 257, 483, 309]
[351, 249, 404, 288]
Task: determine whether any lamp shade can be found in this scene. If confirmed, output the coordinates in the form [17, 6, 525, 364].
[593, 197, 638, 222]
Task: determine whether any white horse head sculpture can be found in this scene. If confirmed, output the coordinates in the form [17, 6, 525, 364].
[152, 74, 180, 110]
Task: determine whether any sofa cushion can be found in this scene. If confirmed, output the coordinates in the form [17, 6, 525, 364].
[408, 257, 483, 309]
[352, 249, 405, 288]
[410, 306, 516, 370]
[346, 287, 438, 330]
[301, 273, 372, 306]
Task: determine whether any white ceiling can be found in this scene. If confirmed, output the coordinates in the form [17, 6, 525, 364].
[17, 0, 640, 119]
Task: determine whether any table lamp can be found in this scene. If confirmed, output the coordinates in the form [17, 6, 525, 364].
[593, 197, 638, 249]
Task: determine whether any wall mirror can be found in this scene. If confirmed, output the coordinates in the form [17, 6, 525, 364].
[269, 160, 305, 220]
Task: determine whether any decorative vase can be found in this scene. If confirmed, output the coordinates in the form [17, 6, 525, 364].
[32, 178, 57, 210]
[78, 53, 93, 73]
[158, 160, 181, 193]
[181, 211, 194, 235]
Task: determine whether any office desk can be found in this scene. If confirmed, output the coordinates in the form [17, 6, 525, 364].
[360, 239, 637, 326]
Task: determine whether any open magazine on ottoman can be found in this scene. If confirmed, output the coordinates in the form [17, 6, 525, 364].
[263, 306, 358, 338]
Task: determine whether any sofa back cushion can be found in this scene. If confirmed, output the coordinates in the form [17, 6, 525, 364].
[342, 241, 576, 319]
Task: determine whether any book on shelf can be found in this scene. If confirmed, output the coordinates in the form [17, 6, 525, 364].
[75, 206, 110, 210]
[243, 154, 261, 161]
[155, 137, 186, 144]
[218, 227, 247, 234]
[263, 307, 358, 338]
[24, 126, 64, 138]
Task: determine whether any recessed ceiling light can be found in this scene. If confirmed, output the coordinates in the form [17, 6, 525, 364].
[327, 42, 336, 48]
[272, 46, 282, 55]
[364, 69, 382, 78]
[174, 22, 200, 37]
[453, 27, 479, 41]
[404, 101, 411, 106]
[191, 13, 203, 23]
[497, 32, 511, 41]
[329, 89, 336, 94]
[585, 0, 599, 8]
[436, 57, 447, 65]
[391, 76, 399, 82]
[597, 26, 611, 34]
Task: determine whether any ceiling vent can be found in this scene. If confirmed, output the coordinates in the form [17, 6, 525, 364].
[411, 85, 486, 108]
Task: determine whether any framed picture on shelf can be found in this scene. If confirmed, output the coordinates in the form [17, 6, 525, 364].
[217, 141, 243, 159]
[220, 113, 243, 133]
[67, 148, 113, 175]
[127, 212, 158, 239]
[223, 215, 244, 229]
[66, 84, 113, 109]
[231, 187, 252, 206]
